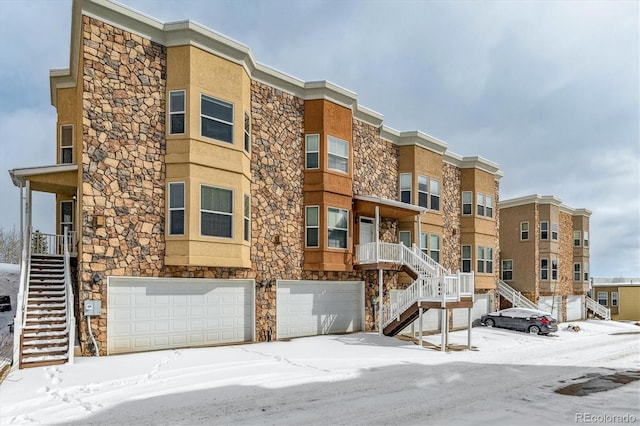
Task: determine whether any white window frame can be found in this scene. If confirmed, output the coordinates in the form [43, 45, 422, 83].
[611, 292, 619, 307]
[520, 222, 529, 241]
[551, 222, 559, 241]
[243, 194, 250, 242]
[429, 234, 440, 263]
[305, 206, 319, 248]
[168, 182, 185, 236]
[477, 193, 486, 217]
[502, 259, 513, 281]
[477, 246, 485, 273]
[573, 263, 581, 282]
[60, 200, 74, 237]
[200, 94, 233, 143]
[399, 230, 411, 247]
[597, 291, 608, 306]
[420, 232, 428, 256]
[485, 195, 493, 218]
[584, 231, 589, 247]
[540, 258, 549, 280]
[244, 112, 251, 153]
[200, 184, 233, 238]
[327, 207, 349, 249]
[60, 124, 74, 164]
[305, 134, 319, 170]
[417, 175, 428, 208]
[551, 258, 558, 280]
[584, 262, 589, 281]
[430, 178, 440, 211]
[169, 90, 186, 135]
[461, 245, 472, 273]
[327, 135, 349, 174]
[540, 221, 549, 240]
[462, 191, 472, 215]
[477, 246, 492, 274]
[400, 173, 412, 204]
[573, 230, 581, 247]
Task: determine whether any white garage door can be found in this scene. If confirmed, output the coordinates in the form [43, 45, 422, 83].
[277, 280, 364, 340]
[453, 294, 492, 328]
[107, 277, 254, 355]
[566, 295, 584, 321]
[538, 296, 563, 322]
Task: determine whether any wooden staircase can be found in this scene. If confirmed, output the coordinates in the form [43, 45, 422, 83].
[20, 254, 70, 368]
[383, 302, 422, 336]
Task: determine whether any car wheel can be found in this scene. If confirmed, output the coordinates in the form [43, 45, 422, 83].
[528, 325, 541, 334]
[485, 318, 495, 327]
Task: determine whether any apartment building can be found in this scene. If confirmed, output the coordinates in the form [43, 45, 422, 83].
[498, 195, 591, 322]
[9, 0, 501, 364]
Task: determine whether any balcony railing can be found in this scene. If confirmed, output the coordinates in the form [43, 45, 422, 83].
[30, 231, 77, 256]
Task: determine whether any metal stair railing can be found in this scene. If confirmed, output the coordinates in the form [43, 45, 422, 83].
[585, 296, 611, 321]
[496, 279, 538, 310]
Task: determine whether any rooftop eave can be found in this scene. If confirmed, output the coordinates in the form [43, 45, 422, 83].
[380, 126, 448, 155]
[443, 152, 503, 179]
[9, 164, 79, 187]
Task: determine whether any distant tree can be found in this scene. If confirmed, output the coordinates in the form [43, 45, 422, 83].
[31, 230, 48, 255]
[0, 226, 21, 264]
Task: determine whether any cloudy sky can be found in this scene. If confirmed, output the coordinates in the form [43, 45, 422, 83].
[0, 0, 638, 277]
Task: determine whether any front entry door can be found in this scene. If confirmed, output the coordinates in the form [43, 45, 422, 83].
[359, 217, 375, 245]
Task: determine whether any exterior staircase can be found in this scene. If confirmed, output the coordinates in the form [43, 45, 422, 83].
[356, 242, 474, 336]
[585, 296, 611, 320]
[496, 279, 538, 310]
[20, 254, 70, 368]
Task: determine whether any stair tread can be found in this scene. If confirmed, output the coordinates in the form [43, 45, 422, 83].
[23, 330, 68, 337]
[23, 346, 68, 354]
[24, 323, 67, 329]
[23, 338, 68, 345]
[21, 354, 68, 363]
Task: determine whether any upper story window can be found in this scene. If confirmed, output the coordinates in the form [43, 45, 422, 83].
[477, 193, 493, 218]
[573, 230, 581, 247]
[201, 94, 233, 143]
[168, 182, 185, 236]
[461, 245, 472, 273]
[540, 258, 548, 280]
[244, 194, 250, 242]
[169, 90, 185, 135]
[429, 234, 440, 263]
[462, 191, 472, 215]
[244, 113, 251, 153]
[584, 262, 589, 281]
[520, 222, 529, 240]
[551, 258, 558, 280]
[477, 246, 493, 274]
[477, 193, 485, 216]
[399, 231, 411, 247]
[305, 206, 319, 248]
[584, 231, 589, 247]
[502, 259, 513, 281]
[305, 134, 319, 169]
[327, 135, 349, 173]
[327, 207, 348, 249]
[551, 222, 559, 241]
[485, 195, 493, 218]
[540, 221, 549, 240]
[420, 232, 428, 256]
[573, 263, 581, 281]
[430, 179, 440, 211]
[400, 173, 412, 204]
[201, 185, 233, 238]
[60, 125, 73, 164]
[418, 175, 428, 208]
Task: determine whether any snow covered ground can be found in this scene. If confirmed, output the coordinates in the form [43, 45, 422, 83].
[0, 318, 638, 425]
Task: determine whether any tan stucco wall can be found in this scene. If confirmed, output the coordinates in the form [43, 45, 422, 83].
[499, 204, 537, 295]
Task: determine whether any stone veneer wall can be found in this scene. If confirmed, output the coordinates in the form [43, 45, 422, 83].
[442, 163, 461, 273]
[352, 120, 399, 199]
[80, 16, 167, 354]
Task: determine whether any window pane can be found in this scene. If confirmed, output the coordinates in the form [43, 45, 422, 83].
[401, 191, 412, 204]
[62, 147, 73, 164]
[170, 210, 184, 235]
[170, 91, 185, 112]
[171, 114, 185, 134]
[418, 176, 428, 192]
[61, 126, 73, 146]
[462, 245, 471, 258]
[420, 233, 428, 250]
[202, 117, 233, 142]
[462, 260, 471, 273]
[306, 134, 319, 152]
[430, 234, 440, 250]
[430, 179, 440, 196]
[418, 192, 428, 208]
[201, 95, 232, 122]
[328, 154, 348, 173]
[306, 206, 319, 227]
[328, 135, 348, 157]
[61, 202, 73, 223]
[170, 183, 184, 209]
[328, 229, 347, 248]
[399, 231, 411, 246]
[307, 228, 319, 247]
[486, 195, 493, 218]
[430, 194, 440, 211]
[201, 212, 232, 238]
[201, 186, 232, 213]
[400, 174, 411, 190]
[328, 208, 347, 229]
[306, 152, 319, 169]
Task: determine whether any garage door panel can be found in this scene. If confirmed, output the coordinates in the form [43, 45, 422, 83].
[108, 277, 254, 354]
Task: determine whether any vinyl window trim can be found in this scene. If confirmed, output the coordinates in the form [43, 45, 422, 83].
[60, 124, 74, 164]
[305, 134, 320, 170]
[520, 221, 530, 241]
[327, 206, 349, 249]
[169, 89, 186, 135]
[168, 182, 186, 236]
[200, 93, 234, 144]
[305, 205, 320, 248]
[462, 191, 473, 215]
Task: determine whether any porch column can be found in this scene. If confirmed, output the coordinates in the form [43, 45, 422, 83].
[418, 306, 423, 348]
[25, 180, 32, 232]
[378, 268, 383, 336]
[467, 307, 472, 349]
[19, 182, 24, 243]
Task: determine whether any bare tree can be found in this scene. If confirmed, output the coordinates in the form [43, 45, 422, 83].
[0, 226, 21, 264]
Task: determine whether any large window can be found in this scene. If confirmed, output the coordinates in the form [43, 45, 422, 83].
[461, 245, 472, 273]
[418, 175, 428, 208]
[462, 191, 472, 215]
[305, 134, 319, 169]
[541, 258, 548, 280]
[243, 194, 250, 242]
[201, 185, 233, 238]
[244, 112, 251, 153]
[168, 182, 185, 235]
[574, 263, 581, 281]
[477, 246, 493, 274]
[201, 94, 233, 143]
[611, 292, 619, 307]
[551, 222, 559, 241]
[430, 179, 440, 211]
[305, 206, 319, 248]
[502, 260, 513, 281]
[551, 258, 558, 280]
[169, 90, 185, 135]
[597, 291, 607, 306]
[399, 231, 411, 247]
[60, 125, 73, 164]
[540, 221, 548, 240]
[400, 173, 412, 204]
[327, 207, 348, 248]
[520, 222, 529, 240]
[328, 135, 349, 173]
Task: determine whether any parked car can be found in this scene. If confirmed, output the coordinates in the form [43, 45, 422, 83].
[481, 308, 558, 335]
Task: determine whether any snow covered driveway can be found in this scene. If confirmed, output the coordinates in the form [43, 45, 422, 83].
[1, 320, 638, 425]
